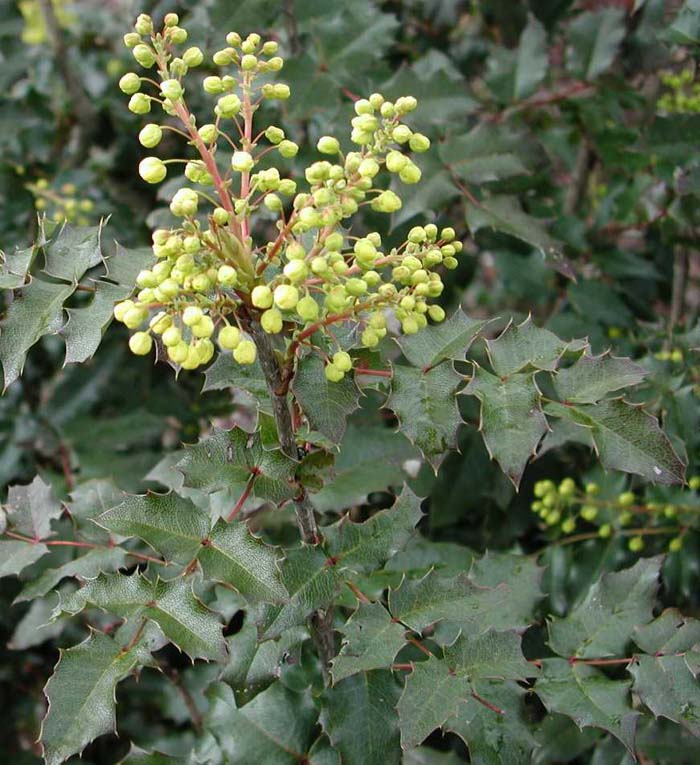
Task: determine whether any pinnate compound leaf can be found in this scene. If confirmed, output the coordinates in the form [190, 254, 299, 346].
[57, 573, 226, 661]
[465, 367, 548, 487]
[446, 681, 537, 765]
[395, 308, 489, 368]
[566, 8, 626, 81]
[198, 520, 288, 603]
[486, 316, 569, 377]
[544, 399, 686, 485]
[41, 630, 152, 765]
[205, 681, 318, 764]
[292, 353, 361, 444]
[5, 475, 62, 539]
[177, 426, 297, 504]
[0, 539, 49, 577]
[331, 601, 408, 682]
[548, 557, 661, 659]
[387, 363, 463, 468]
[321, 670, 401, 765]
[534, 659, 638, 753]
[97, 492, 208, 564]
[553, 353, 646, 404]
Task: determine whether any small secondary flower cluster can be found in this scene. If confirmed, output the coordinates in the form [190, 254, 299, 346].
[531, 477, 700, 552]
[113, 13, 463, 379]
[29, 179, 95, 225]
[658, 68, 700, 114]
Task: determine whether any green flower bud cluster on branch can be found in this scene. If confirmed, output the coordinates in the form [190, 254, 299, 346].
[530, 477, 700, 553]
[27, 179, 95, 226]
[114, 13, 459, 378]
[658, 68, 700, 114]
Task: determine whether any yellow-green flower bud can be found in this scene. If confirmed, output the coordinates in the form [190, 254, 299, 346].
[123, 32, 141, 48]
[317, 136, 340, 155]
[160, 79, 183, 101]
[212, 207, 229, 225]
[134, 13, 153, 35]
[277, 140, 298, 158]
[580, 505, 598, 521]
[170, 188, 198, 217]
[371, 190, 402, 213]
[296, 295, 319, 321]
[325, 363, 345, 382]
[262, 40, 279, 55]
[241, 54, 257, 70]
[395, 96, 418, 113]
[162, 325, 182, 347]
[129, 331, 152, 356]
[274, 284, 299, 310]
[216, 326, 239, 351]
[192, 315, 214, 338]
[354, 98, 373, 115]
[234, 340, 257, 365]
[251, 285, 273, 308]
[132, 44, 156, 68]
[183, 47, 204, 67]
[618, 491, 635, 507]
[392, 124, 412, 144]
[399, 162, 421, 184]
[168, 341, 188, 363]
[261, 308, 283, 334]
[216, 93, 241, 117]
[217, 265, 237, 286]
[149, 312, 172, 334]
[169, 26, 188, 44]
[265, 126, 285, 144]
[428, 305, 445, 322]
[123, 306, 148, 329]
[332, 351, 352, 372]
[231, 151, 254, 172]
[362, 327, 379, 347]
[264, 194, 283, 212]
[119, 72, 141, 94]
[358, 158, 380, 178]
[182, 306, 204, 326]
[128, 93, 151, 114]
[198, 124, 218, 144]
[409, 133, 431, 152]
[138, 123, 162, 148]
[139, 156, 167, 183]
[283, 259, 307, 282]
[268, 56, 284, 71]
[325, 232, 343, 251]
[203, 76, 225, 94]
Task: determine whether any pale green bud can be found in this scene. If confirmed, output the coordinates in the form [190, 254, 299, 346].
[274, 284, 299, 310]
[233, 340, 257, 365]
[231, 151, 254, 172]
[139, 156, 167, 183]
[129, 331, 152, 355]
[203, 76, 225, 94]
[138, 123, 162, 148]
[252, 285, 273, 308]
[317, 135, 340, 155]
[261, 308, 283, 334]
[132, 44, 156, 68]
[183, 47, 204, 67]
[160, 79, 183, 101]
[409, 133, 431, 152]
[128, 93, 151, 114]
[219, 325, 241, 350]
[119, 72, 141, 94]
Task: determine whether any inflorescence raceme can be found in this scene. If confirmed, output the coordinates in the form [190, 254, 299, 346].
[114, 13, 462, 379]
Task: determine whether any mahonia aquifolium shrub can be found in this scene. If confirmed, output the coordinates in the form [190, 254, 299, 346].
[115, 13, 458, 378]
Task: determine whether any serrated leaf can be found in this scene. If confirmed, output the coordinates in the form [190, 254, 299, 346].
[177, 427, 297, 504]
[41, 223, 104, 284]
[292, 353, 360, 445]
[5, 475, 62, 539]
[544, 399, 686, 485]
[466, 196, 561, 260]
[262, 489, 421, 637]
[444, 630, 535, 682]
[9, 594, 65, 650]
[202, 353, 270, 406]
[205, 681, 318, 764]
[387, 364, 463, 468]
[633, 609, 700, 654]
[41, 630, 152, 765]
[486, 317, 569, 377]
[58, 573, 226, 661]
[446, 681, 537, 765]
[0, 277, 73, 387]
[554, 353, 646, 404]
[198, 520, 288, 603]
[321, 670, 401, 765]
[16, 547, 127, 602]
[396, 308, 489, 369]
[311, 423, 420, 512]
[331, 601, 407, 682]
[66, 478, 126, 544]
[62, 244, 152, 364]
[97, 493, 208, 564]
[0, 243, 36, 289]
[514, 15, 548, 100]
[439, 125, 530, 185]
[548, 557, 661, 659]
[566, 8, 626, 81]
[118, 748, 190, 765]
[0, 539, 48, 577]
[535, 659, 638, 753]
[465, 367, 547, 487]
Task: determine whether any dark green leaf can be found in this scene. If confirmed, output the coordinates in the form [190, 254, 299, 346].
[554, 353, 646, 404]
[566, 8, 626, 81]
[486, 317, 569, 377]
[0, 539, 48, 577]
[5, 475, 62, 539]
[42, 223, 104, 284]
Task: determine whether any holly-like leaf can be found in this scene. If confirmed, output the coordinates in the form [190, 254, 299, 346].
[553, 353, 646, 404]
[198, 520, 288, 603]
[395, 308, 489, 369]
[62, 244, 152, 364]
[544, 399, 686, 485]
[633, 609, 700, 655]
[440, 125, 530, 184]
[566, 8, 626, 81]
[5, 475, 62, 539]
[311, 423, 420, 512]
[548, 557, 661, 659]
[202, 354, 270, 407]
[16, 547, 128, 603]
[0, 539, 49, 577]
[205, 681, 318, 764]
[387, 363, 463, 468]
[42, 223, 104, 285]
[118, 748, 190, 765]
[292, 353, 360, 445]
[0, 243, 37, 289]
[177, 426, 297, 504]
[534, 659, 638, 753]
[331, 601, 408, 682]
[262, 490, 421, 637]
[57, 572, 226, 661]
[321, 670, 401, 765]
[466, 196, 562, 260]
[96, 492, 208, 564]
[465, 367, 548, 487]
[66, 478, 126, 544]
[446, 681, 537, 765]
[486, 317, 569, 377]
[41, 630, 153, 765]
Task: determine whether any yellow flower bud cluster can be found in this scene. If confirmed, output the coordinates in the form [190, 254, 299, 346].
[28, 179, 95, 225]
[116, 14, 464, 380]
[658, 68, 700, 114]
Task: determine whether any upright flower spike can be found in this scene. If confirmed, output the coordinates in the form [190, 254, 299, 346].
[117, 16, 462, 373]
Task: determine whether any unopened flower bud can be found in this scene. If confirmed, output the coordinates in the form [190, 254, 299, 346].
[278, 140, 298, 158]
[317, 135, 340, 155]
[132, 44, 156, 68]
[134, 14, 153, 35]
[128, 93, 151, 113]
[234, 340, 257, 364]
[160, 78, 183, 101]
[183, 47, 204, 67]
[139, 156, 167, 183]
[138, 123, 162, 148]
[119, 72, 141, 94]
[274, 284, 299, 310]
[231, 151, 254, 172]
[129, 331, 152, 355]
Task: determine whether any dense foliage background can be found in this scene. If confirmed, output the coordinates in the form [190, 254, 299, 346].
[4, 0, 700, 762]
